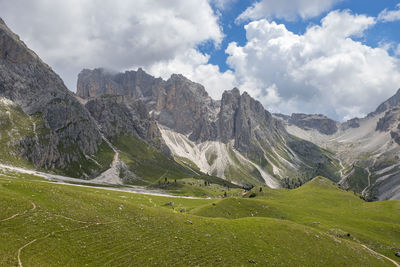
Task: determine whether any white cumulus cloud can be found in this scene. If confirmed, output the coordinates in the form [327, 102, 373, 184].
[0, 0, 223, 91]
[237, 0, 342, 22]
[210, 0, 238, 10]
[227, 10, 400, 120]
[147, 48, 237, 99]
[378, 3, 400, 22]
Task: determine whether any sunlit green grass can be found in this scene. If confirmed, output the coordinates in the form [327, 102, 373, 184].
[193, 177, 400, 263]
[0, 172, 398, 266]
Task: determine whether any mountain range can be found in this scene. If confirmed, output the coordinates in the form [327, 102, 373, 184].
[0, 17, 399, 201]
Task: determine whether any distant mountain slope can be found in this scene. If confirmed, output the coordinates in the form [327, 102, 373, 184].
[276, 88, 400, 200]
[0, 18, 114, 178]
[274, 113, 339, 135]
[77, 68, 340, 188]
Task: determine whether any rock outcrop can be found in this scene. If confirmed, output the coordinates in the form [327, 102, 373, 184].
[77, 69, 287, 158]
[341, 117, 360, 130]
[77, 68, 340, 187]
[376, 107, 400, 132]
[77, 69, 219, 142]
[0, 18, 107, 177]
[85, 95, 170, 155]
[288, 113, 339, 135]
[218, 89, 283, 159]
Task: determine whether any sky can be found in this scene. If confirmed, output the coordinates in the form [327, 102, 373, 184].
[1, 0, 400, 121]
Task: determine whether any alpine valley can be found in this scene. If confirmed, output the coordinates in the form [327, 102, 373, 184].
[0, 17, 399, 267]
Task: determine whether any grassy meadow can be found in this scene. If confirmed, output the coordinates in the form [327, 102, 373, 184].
[0, 169, 399, 266]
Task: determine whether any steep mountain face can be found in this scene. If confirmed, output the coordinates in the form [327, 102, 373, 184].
[274, 113, 339, 135]
[218, 89, 282, 158]
[278, 89, 400, 200]
[84, 95, 169, 155]
[0, 18, 113, 177]
[78, 69, 219, 142]
[77, 68, 340, 188]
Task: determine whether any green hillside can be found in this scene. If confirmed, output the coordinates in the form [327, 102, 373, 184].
[0, 170, 399, 266]
[113, 136, 197, 184]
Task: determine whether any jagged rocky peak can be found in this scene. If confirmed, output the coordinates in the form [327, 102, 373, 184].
[288, 113, 339, 135]
[77, 67, 219, 140]
[76, 67, 285, 149]
[168, 73, 209, 98]
[218, 88, 241, 142]
[0, 18, 40, 65]
[77, 67, 162, 99]
[218, 87, 282, 157]
[0, 18, 106, 177]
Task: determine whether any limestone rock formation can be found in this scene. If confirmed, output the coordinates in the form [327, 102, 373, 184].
[0, 18, 107, 177]
[85, 95, 170, 155]
[77, 68, 340, 187]
[289, 113, 338, 135]
[77, 69, 219, 142]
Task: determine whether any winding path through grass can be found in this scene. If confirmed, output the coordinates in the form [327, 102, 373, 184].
[360, 244, 400, 267]
[0, 201, 36, 222]
[17, 217, 125, 267]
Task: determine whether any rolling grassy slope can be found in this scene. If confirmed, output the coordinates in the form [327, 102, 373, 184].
[113, 136, 196, 184]
[193, 177, 400, 264]
[0, 170, 399, 266]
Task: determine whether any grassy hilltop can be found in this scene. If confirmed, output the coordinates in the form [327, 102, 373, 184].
[0, 170, 399, 266]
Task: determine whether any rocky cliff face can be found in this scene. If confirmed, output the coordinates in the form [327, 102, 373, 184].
[0, 18, 110, 177]
[280, 88, 400, 200]
[77, 69, 285, 153]
[77, 69, 219, 142]
[376, 106, 400, 132]
[84, 95, 170, 155]
[280, 113, 339, 135]
[77, 68, 340, 187]
[77, 68, 163, 99]
[218, 89, 284, 159]
[341, 117, 360, 130]
[77, 69, 290, 159]
[156, 74, 219, 140]
[0, 18, 341, 188]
